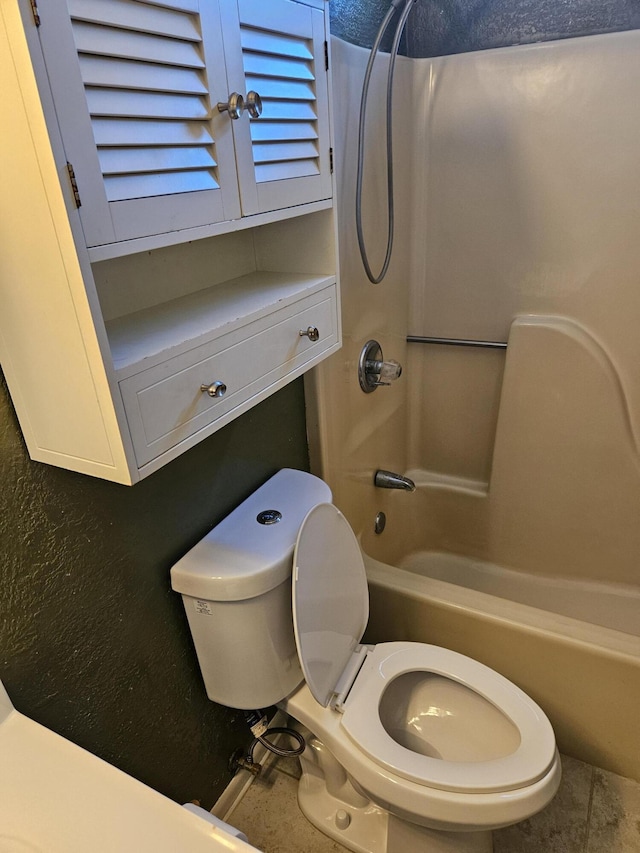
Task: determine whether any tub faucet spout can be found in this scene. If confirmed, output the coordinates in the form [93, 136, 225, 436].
[374, 470, 416, 492]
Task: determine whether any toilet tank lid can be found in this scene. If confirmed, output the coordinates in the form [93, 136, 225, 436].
[170, 469, 332, 601]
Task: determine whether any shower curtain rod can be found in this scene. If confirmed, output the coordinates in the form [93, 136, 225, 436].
[407, 335, 508, 349]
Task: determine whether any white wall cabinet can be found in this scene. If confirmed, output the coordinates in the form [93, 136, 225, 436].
[37, 0, 333, 249]
[0, 0, 340, 484]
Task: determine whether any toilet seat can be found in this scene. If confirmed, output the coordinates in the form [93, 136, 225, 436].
[292, 504, 557, 798]
[340, 642, 557, 794]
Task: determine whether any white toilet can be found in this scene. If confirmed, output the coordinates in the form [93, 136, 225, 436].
[171, 469, 561, 853]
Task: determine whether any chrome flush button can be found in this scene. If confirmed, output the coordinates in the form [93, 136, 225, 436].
[257, 509, 282, 525]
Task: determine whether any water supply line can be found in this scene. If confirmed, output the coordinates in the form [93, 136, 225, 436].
[355, 0, 416, 283]
[229, 710, 306, 777]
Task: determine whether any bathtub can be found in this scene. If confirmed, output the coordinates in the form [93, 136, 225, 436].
[361, 549, 640, 783]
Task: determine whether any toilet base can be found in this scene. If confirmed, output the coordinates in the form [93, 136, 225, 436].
[297, 735, 493, 853]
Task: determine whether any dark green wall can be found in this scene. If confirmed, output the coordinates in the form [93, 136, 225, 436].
[330, 0, 640, 56]
[0, 367, 309, 808]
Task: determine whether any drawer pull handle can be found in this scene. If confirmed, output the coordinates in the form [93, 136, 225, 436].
[299, 326, 320, 342]
[201, 381, 227, 398]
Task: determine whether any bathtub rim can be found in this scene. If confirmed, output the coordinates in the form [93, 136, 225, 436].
[364, 553, 640, 665]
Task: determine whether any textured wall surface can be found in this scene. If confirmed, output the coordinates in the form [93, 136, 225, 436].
[331, 0, 402, 52]
[0, 369, 309, 808]
[330, 0, 640, 56]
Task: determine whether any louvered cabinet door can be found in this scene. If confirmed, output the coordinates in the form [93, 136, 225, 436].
[37, 0, 242, 247]
[220, 0, 332, 216]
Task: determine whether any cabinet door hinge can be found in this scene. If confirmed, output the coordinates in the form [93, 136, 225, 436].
[324, 40, 329, 71]
[66, 162, 82, 208]
[29, 0, 40, 26]
[329, 147, 334, 174]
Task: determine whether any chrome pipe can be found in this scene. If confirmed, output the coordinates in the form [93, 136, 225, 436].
[406, 335, 507, 349]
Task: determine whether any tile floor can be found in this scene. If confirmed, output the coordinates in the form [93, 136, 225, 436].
[226, 753, 640, 853]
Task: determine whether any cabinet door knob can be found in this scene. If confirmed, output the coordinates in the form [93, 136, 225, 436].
[299, 326, 320, 342]
[201, 381, 227, 398]
[246, 91, 263, 118]
[217, 93, 244, 120]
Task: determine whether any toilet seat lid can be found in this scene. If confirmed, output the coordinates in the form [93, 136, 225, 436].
[292, 503, 369, 707]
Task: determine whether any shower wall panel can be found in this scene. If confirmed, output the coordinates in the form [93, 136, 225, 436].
[306, 38, 413, 535]
[314, 32, 640, 590]
[406, 345, 504, 485]
[405, 30, 640, 584]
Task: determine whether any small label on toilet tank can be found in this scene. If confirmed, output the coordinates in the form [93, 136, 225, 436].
[194, 599, 213, 615]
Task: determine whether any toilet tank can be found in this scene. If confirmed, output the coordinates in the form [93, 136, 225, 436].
[171, 469, 331, 710]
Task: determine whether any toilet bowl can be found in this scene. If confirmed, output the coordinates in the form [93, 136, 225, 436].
[282, 645, 560, 834]
[171, 469, 561, 853]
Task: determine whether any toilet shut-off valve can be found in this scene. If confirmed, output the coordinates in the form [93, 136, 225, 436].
[229, 747, 262, 776]
[358, 340, 403, 393]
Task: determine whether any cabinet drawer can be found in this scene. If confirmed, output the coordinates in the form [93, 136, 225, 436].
[120, 286, 338, 466]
